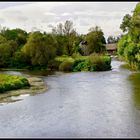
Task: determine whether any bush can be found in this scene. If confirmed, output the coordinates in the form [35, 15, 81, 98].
[73, 60, 90, 72]
[89, 53, 111, 71]
[55, 54, 111, 72]
[0, 74, 30, 93]
[59, 60, 74, 71]
[48, 59, 61, 70]
[72, 52, 82, 58]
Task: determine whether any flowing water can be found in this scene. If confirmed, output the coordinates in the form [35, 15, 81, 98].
[0, 59, 140, 138]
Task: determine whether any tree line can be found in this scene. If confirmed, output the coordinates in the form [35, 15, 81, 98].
[0, 20, 110, 69]
[118, 2, 140, 70]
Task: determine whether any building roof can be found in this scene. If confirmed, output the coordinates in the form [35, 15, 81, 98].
[106, 43, 117, 51]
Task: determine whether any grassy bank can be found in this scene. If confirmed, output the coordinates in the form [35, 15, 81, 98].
[0, 76, 47, 103]
[0, 74, 30, 93]
[54, 53, 111, 72]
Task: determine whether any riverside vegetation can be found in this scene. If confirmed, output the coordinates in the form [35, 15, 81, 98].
[1, 2, 140, 95]
[0, 20, 112, 94]
[0, 21, 111, 72]
[118, 2, 140, 70]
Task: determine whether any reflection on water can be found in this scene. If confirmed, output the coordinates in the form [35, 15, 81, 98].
[0, 69, 54, 77]
[24, 70, 55, 76]
[128, 73, 140, 110]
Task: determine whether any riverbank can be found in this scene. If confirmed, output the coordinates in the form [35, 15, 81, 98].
[0, 76, 48, 103]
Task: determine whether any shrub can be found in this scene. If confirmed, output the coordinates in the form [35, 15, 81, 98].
[73, 60, 90, 72]
[72, 52, 82, 58]
[48, 59, 61, 70]
[89, 53, 111, 71]
[59, 60, 74, 71]
[55, 53, 111, 72]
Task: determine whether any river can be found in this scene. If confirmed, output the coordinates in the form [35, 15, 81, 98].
[0, 58, 140, 138]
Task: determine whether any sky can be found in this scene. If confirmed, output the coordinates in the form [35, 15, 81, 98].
[0, 2, 138, 38]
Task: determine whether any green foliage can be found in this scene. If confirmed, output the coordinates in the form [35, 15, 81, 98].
[73, 60, 90, 72]
[0, 20, 110, 71]
[0, 28, 27, 46]
[120, 14, 132, 33]
[88, 53, 111, 71]
[53, 35, 67, 56]
[48, 59, 62, 70]
[55, 55, 75, 63]
[0, 74, 30, 93]
[59, 60, 74, 71]
[10, 51, 29, 68]
[0, 36, 18, 67]
[118, 2, 140, 70]
[56, 54, 111, 72]
[85, 26, 106, 55]
[22, 32, 56, 66]
[117, 34, 129, 57]
[52, 20, 81, 56]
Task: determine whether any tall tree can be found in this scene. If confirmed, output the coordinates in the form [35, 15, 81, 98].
[118, 2, 140, 70]
[85, 26, 106, 55]
[22, 32, 56, 66]
[52, 20, 78, 56]
[120, 14, 132, 33]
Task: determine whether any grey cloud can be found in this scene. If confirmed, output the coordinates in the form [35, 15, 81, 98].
[15, 16, 28, 22]
[0, 2, 137, 37]
[50, 3, 94, 15]
[50, 2, 137, 15]
[95, 2, 137, 12]
[0, 18, 5, 23]
[2, 10, 28, 22]
[79, 20, 90, 26]
[47, 24, 53, 28]
[0, 2, 32, 10]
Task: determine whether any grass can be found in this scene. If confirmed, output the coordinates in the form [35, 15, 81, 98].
[0, 74, 30, 93]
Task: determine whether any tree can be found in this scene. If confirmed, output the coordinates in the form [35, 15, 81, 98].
[0, 28, 27, 47]
[0, 35, 18, 67]
[120, 14, 132, 33]
[118, 2, 140, 70]
[63, 20, 74, 35]
[85, 26, 106, 55]
[22, 32, 56, 66]
[57, 23, 63, 35]
[51, 20, 79, 56]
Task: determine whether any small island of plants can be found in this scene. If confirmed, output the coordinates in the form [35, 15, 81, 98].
[0, 74, 30, 93]
[54, 53, 111, 72]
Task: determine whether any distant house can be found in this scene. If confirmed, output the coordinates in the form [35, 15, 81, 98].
[105, 43, 117, 55]
[79, 41, 117, 55]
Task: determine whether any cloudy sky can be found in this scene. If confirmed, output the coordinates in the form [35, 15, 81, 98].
[0, 2, 138, 38]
